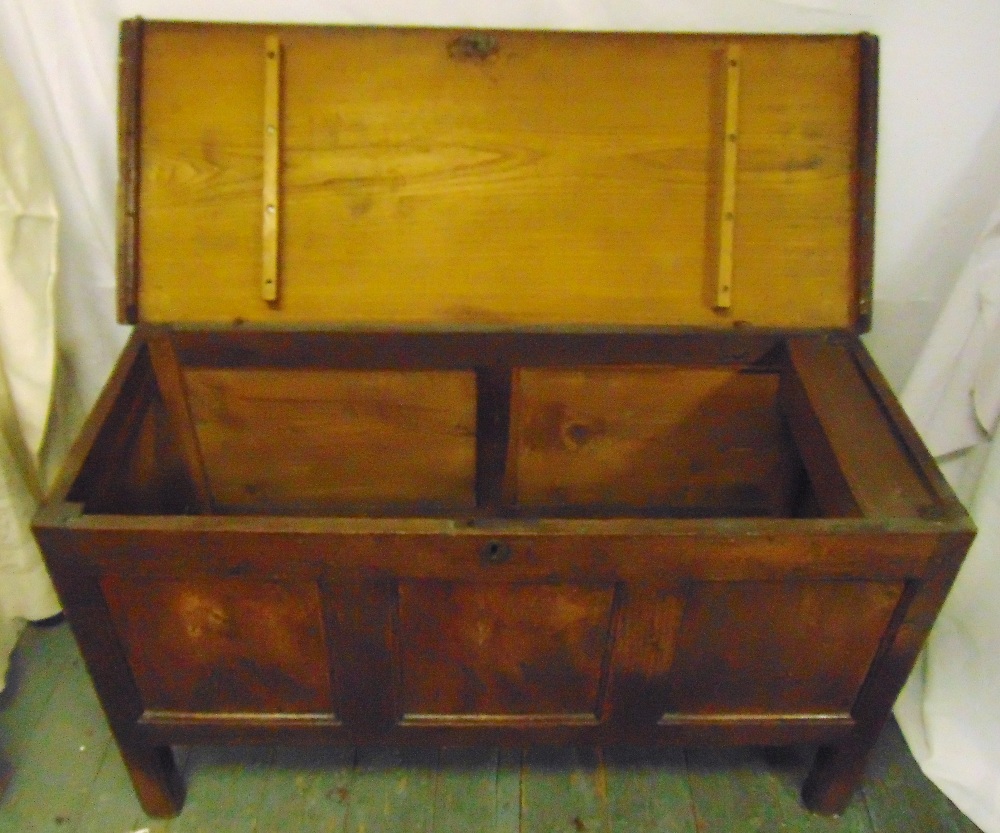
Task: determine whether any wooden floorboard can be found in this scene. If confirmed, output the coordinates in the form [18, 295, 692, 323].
[0, 623, 985, 833]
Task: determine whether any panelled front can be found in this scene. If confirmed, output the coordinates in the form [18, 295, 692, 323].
[96, 566, 904, 733]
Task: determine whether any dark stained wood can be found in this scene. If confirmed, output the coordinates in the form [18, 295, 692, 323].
[170, 328, 790, 371]
[779, 357, 862, 517]
[661, 581, 904, 716]
[608, 585, 686, 726]
[117, 18, 142, 324]
[147, 329, 214, 511]
[853, 34, 878, 332]
[136, 27, 862, 330]
[783, 338, 935, 518]
[35, 563, 185, 817]
[474, 365, 513, 510]
[35, 519, 941, 583]
[848, 338, 970, 516]
[802, 530, 974, 814]
[397, 581, 615, 718]
[101, 575, 335, 714]
[324, 579, 399, 736]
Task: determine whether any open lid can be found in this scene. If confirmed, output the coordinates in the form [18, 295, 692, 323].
[119, 21, 876, 330]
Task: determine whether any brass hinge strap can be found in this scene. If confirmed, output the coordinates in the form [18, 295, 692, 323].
[716, 43, 741, 311]
[262, 35, 282, 303]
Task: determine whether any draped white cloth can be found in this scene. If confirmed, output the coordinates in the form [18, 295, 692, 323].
[0, 52, 61, 690]
[1, 1, 1000, 828]
[895, 201, 1000, 833]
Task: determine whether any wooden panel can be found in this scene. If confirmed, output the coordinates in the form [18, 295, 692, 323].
[101, 576, 334, 715]
[512, 367, 798, 515]
[183, 368, 476, 512]
[136, 25, 861, 328]
[397, 582, 616, 718]
[782, 338, 934, 519]
[661, 581, 903, 716]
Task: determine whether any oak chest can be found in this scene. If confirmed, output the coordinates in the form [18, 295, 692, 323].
[33, 21, 974, 818]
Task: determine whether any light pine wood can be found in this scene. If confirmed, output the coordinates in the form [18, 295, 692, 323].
[182, 367, 477, 512]
[511, 367, 798, 515]
[136, 26, 861, 328]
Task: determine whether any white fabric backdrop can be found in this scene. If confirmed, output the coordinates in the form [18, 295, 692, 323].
[895, 201, 1000, 833]
[0, 50, 62, 691]
[1, 0, 1000, 828]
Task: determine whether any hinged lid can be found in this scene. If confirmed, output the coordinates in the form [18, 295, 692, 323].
[119, 21, 876, 330]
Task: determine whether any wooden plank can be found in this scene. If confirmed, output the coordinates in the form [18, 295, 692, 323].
[147, 330, 214, 511]
[782, 338, 935, 519]
[40, 569, 185, 818]
[117, 18, 142, 324]
[183, 367, 477, 513]
[802, 531, 973, 814]
[475, 366, 513, 510]
[715, 43, 741, 310]
[101, 575, 335, 715]
[849, 340, 969, 518]
[520, 747, 608, 833]
[853, 34, 878, 332]
[137, 26, 861, 329]
[397, 582, 615, 718]
[343, 747, 437, 833]
[662, 581, 903, 717]
[514, 367, 799, 516]
[170, 329, 787, 371]
[42, 521, 940, 584]
[603, 746, 696, 833]
[607, 585, 686, 726]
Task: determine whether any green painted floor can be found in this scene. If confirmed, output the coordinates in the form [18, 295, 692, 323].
[0, 623, 983, 833]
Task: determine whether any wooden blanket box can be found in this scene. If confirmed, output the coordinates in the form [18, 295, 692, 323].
[33, 21, 974, 818]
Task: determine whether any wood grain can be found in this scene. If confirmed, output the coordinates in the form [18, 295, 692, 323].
[512, 367, 799, 516]
[662, 581, 904, 715]
[136, 25, 862, 329]
[147, 330, 214, 511]
[397, 581, 615, 718]
[782, 338, 934, 519]
[183, 367, 477, 512]
[102, 575, 334, 715]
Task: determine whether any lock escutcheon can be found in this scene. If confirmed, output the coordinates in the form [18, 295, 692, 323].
[481, 539, 512, 566]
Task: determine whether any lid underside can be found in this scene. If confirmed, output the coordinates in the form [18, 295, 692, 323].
[122, 23, 874, 330]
